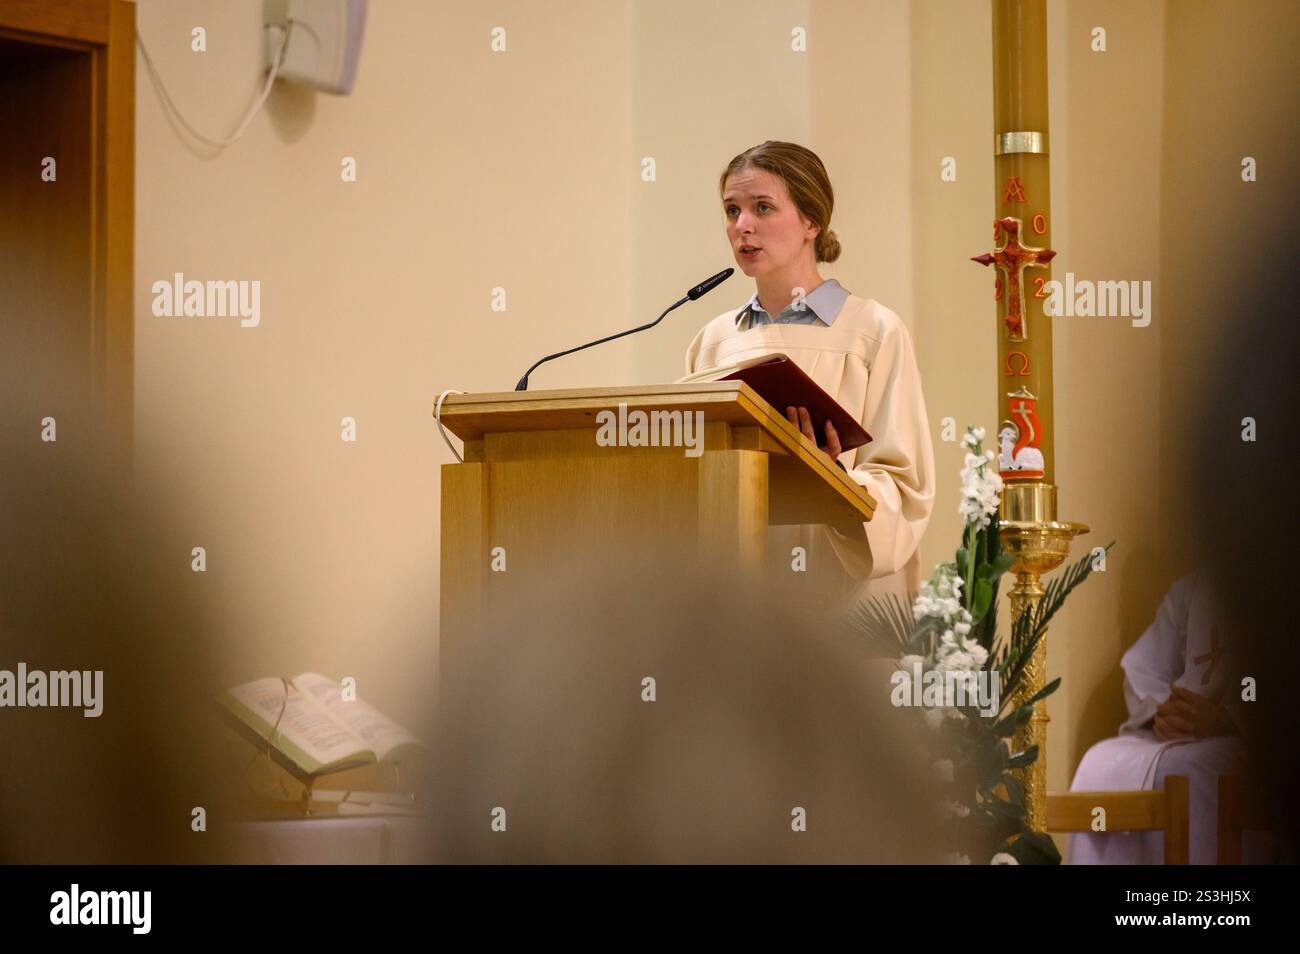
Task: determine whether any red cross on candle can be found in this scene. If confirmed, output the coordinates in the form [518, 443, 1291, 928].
[971, 216, 1056, 341]
[1193, 626, 1224, 687]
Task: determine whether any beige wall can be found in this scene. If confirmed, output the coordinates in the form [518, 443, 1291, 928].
[134, 0, 635, 725]
[131, 0, 1287, 797]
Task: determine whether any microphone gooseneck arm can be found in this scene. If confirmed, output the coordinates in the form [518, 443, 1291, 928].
[513, 267, 734, 391]
[514, 299, 685, 392]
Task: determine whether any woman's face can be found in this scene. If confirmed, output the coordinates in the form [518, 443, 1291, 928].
[722, 167, 819, 278]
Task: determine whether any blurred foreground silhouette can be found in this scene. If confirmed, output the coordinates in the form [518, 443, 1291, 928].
[428, 548, 944, 863]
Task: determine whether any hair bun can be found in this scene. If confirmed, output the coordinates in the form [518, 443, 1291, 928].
[818, 228, 842, 264]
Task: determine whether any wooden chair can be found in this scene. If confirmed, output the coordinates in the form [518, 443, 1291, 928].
[1217, 775, 1270, 864]
[1046, 775, 1189, 864]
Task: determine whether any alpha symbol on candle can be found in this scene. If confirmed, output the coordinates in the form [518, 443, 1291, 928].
[971, 216, 1057, 342]
[998, 386, 1045, 480]
[1002, 176, 1028, 203]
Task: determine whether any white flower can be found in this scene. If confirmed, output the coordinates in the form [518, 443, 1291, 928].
[913, 564, 966, 624]
[943, 852, 971, 865]
[957, 433, 1005, 530]
[960, 426, 986, 450]
[991, 852, 1019, 865]
[931, 759, 954, 783]
[937, 650, 976, 672]
[943, 798, 971, 819]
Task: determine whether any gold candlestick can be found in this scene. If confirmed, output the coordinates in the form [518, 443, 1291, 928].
[998, 484, 1085, 832]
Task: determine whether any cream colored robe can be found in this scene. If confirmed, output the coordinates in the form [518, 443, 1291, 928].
[679, 294, 936, 609]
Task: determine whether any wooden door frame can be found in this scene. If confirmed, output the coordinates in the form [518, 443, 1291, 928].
[0, 0, 135, 454]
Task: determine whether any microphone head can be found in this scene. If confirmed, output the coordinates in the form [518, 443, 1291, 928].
[687, 267, 735, 301]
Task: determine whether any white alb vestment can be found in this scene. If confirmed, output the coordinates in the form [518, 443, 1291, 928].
[681, 293, 935, 609]
[1065, 570, 1266, 864]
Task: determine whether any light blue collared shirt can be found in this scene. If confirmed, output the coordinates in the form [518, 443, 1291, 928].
[735, 278, 851, 331]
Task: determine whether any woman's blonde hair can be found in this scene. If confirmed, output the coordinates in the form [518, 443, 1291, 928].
[719, 141, 841, 264]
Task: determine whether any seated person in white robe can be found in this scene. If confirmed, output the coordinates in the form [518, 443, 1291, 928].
[1066, 569, 1271, 864]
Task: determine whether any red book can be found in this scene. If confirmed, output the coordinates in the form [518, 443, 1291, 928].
[683, 353, 872, 453]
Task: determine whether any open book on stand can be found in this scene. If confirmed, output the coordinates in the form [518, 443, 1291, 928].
[216, 672, 428, 802]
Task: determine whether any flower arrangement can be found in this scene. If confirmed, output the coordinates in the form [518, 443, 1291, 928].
[848, 426, 1111, 864]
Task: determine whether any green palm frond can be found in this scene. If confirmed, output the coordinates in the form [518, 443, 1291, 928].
[995, 543, 1113, 707]
[977, 524, 1004, 653]
[842, 592, 918, 657]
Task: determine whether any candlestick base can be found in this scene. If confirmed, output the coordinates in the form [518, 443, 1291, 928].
[998, 482, 1088, 832]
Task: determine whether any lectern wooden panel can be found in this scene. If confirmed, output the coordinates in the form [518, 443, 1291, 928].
[435, 382, 876, 691]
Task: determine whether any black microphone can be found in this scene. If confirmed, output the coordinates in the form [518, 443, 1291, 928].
[513, 268, 734, 391]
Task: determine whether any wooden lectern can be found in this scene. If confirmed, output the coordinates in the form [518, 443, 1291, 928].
[434, 382, 876, 684]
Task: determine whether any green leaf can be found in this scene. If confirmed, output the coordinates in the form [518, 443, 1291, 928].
[972, 579, 993, 621]
[981, 740, 1009, 789]
[1023, 676, 1062, 708]
[1007, 744, 1039, 769]
[1013, 825, 1063, 865]
[991, 704, 1033, 737]
[991, 553, 1015, 577]
[955, 547, 969, 579]
[988, 796, 1026, 820]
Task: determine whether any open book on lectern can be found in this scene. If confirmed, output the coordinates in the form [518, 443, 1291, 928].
[678, 352, 872, 453]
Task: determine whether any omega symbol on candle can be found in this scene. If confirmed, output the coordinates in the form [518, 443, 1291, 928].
[1004, 351, 1031, 376]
